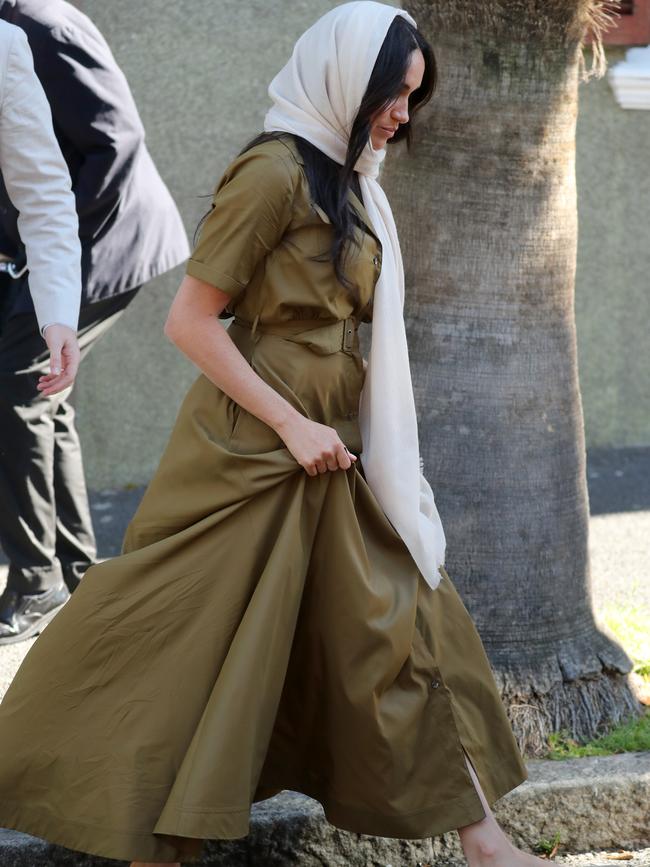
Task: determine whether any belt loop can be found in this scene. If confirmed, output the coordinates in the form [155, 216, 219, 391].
[251, 312, 260, 338]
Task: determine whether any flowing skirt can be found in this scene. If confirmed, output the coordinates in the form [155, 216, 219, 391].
[0, 323, 527, 862]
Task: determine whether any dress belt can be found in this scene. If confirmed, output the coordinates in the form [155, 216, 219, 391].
[231, 314, 360, 354]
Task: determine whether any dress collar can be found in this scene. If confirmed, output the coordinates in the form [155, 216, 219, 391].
[276, 133, 381, 246]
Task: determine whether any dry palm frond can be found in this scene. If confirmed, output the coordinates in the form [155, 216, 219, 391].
[407, 0, 620, 77]
[578, 0, 621, 80]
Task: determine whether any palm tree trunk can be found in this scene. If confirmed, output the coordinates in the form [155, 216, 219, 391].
[383, 0, 641, 754]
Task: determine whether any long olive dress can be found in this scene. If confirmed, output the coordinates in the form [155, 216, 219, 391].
[0, 134, 527, 863]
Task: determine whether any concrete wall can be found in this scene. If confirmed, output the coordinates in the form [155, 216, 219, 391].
[73, 0, 362, 488]
[71, 4, 649, 488]
[575, 50, 650, 449]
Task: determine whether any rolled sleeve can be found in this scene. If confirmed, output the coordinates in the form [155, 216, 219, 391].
[186, 146, 297, 298]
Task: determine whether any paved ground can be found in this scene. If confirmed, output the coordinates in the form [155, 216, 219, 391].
[555, 850, 650, 865]
[586, 447, 650, 617]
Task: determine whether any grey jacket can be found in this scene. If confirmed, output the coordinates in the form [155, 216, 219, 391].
[0, 0, 190, 318]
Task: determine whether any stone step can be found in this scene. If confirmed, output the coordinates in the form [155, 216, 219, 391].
[0, 751, 647, 865]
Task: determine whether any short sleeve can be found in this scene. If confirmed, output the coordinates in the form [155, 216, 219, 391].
[186, 146, 297, 297]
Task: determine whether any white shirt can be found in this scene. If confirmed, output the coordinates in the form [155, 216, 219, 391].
[0, 19, 81, 335]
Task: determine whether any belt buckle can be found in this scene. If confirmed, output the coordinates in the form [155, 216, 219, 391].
[342, 317, 356, 352]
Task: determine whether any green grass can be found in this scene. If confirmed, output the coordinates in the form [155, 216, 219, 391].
[599, 603, 650, 678]
[543, 603, 650, 760]
[546, 709, 650, 759]
[532, 831, 562, 857]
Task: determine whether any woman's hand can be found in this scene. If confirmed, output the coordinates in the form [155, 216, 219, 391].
[276, 414, 357, 477]
[37, 324, 80, 396]
[165, 275, 359, 478]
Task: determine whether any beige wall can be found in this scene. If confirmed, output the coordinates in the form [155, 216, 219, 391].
[71, 5, 649, 488]
[74, 0, 360, 488]
[575, 49, 650, 449]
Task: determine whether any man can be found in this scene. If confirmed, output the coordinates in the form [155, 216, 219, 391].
[0, 0, 190, 644]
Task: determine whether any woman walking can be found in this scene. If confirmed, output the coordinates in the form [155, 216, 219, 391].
[0, 3, 550, 865]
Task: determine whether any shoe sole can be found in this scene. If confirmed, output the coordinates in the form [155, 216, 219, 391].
[0, 599, 69, 646]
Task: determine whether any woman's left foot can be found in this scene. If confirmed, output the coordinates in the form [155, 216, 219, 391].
[129, 862, 180, 867]
[464, 839, 553, 866]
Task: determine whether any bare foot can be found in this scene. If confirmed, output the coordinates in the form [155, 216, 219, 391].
[461, 832, 552, 866]
[129, 862, 180, 867]
[509, 849, 554, 865]
[458, 750, 549, 867]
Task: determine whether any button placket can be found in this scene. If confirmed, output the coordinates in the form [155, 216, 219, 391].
[371, 251, 382, 285]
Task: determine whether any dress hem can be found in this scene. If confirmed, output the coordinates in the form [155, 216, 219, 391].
[0, 759, 527, 864]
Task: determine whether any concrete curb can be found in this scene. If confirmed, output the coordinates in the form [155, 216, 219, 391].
[0, 752, 648, 865]
[496, 751, 650, 854]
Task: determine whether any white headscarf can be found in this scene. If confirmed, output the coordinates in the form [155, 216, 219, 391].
[264, 0, 446, 591]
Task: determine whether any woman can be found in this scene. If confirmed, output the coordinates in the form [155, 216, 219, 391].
[0, 3, 549, 865]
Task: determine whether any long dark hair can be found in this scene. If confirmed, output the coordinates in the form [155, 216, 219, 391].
[200, 15, 436, 293]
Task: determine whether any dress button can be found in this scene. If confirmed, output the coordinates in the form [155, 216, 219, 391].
[430, 679, 440, 689]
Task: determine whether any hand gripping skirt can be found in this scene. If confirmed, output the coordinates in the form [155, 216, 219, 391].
[0, 318, 527, 863]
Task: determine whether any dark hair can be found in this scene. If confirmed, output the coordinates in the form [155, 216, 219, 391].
[200, 15, 436, 295]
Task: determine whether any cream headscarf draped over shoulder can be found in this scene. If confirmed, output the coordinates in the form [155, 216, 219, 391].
[263, 0, 446, 591]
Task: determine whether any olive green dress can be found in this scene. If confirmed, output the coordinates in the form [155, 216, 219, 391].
[0, 134, 527, 864]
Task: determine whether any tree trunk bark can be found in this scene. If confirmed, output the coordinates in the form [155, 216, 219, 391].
[382, 1, 640, 754]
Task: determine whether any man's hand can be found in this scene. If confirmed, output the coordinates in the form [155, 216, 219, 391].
[38, 324, 80, 395]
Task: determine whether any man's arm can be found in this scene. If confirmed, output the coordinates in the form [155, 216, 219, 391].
[0, 25, 81, 336]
